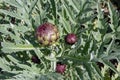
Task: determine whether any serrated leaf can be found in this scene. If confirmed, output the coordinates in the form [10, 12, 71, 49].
[15, 26, 30, 33]
[0, 25, 10, 34]
[82, 40, 91, 55]
[106, 37, 115, 55]
[107, 1, 114, 24]
[102, 59, 119, 75]
[61, 1, 76, 24]
[3, 0, 22, 8]
[92, 63, 103, 79]
[45, 72, 63, 80]
[0, 9, 22, 20]
[83, 63, 93, 80]
[92, 31, 102, 42]
[72, 0, 80, 11]
[107, 1, 120, 30]
[69, 0, 79, 13]
[117, 26, 120, 32]
[50, 0, 56, 20]
[59, 13, 71, 33]
[103, 33, 114, 43]
[75, 67, 84, 80]
[9, 72, 63, 80]
[7, 55, 31, 70]
[29, 0, 38, 14]
[0, 57, 11, 71]
[1, 42, 37, 53]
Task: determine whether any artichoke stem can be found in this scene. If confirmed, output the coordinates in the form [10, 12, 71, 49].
[51, 59, 56, 72]
[50, 46, 56, 72]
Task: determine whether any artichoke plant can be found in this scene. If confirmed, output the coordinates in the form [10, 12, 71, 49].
[0, 0, 120, 80]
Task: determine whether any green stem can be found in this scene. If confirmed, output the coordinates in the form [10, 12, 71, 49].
[50, 46, 56, 72]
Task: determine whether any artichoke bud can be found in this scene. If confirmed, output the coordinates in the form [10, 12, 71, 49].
[36, 22, 59, 45]
[65, 33, 77, 45]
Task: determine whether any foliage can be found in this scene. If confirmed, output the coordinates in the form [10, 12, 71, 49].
[0, 0, 120, 80]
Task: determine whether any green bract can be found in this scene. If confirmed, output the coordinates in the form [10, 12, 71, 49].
[36, 22, 59, 45]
